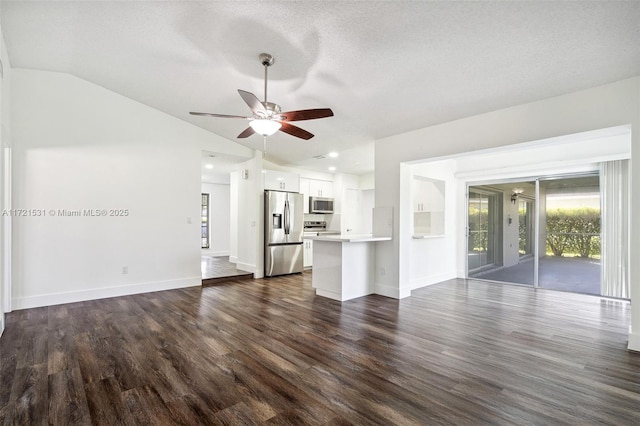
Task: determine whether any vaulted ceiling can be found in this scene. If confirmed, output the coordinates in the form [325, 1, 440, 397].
[2, 1, 640, 174]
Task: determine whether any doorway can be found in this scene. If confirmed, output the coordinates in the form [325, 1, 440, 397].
[538, 175, 601, 294]
[468, 182, 534, 285]
[467, 174, 604, 296]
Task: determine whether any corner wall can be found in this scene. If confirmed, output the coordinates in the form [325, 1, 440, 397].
[0, 22, 12, 332]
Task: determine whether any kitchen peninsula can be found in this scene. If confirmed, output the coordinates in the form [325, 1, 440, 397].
[306, 234, 392, 301]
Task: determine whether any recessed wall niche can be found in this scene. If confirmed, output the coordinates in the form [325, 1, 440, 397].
[412, 176, 445, 237]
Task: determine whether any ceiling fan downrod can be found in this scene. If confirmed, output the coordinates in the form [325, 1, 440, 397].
[259, 53, 274, 104]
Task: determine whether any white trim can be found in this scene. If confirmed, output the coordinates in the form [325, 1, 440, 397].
[12, 276, 201, 310]
[229, 255, 238, 263]
[375, 282, 411, 299]
[454, 156, 626, 180]
[2, 147, 11, 314]
[410, 272, 456, 290]
[408, 125, 632, 166]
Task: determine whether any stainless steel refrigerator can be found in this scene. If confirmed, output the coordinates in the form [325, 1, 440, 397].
[264, 190, 304, 277]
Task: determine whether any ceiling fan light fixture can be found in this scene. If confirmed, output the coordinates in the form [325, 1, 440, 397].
[249, 119, 281, 136]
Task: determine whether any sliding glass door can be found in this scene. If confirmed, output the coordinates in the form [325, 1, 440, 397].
[467, 189, 500, 272]
[468, 182, 534, 285]
[538, 176, 601, 295]
[467, 174, 605, 297]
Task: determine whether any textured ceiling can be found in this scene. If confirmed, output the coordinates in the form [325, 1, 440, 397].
[2, 1, 640, 175]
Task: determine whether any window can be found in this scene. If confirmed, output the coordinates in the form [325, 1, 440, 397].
[201, 193, 209, 249]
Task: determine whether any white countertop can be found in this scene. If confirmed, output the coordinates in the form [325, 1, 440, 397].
[306, 233, 392, 243]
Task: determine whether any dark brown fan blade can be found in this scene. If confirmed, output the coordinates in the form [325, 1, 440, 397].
[190, 112, 250, 119]
[279, 108, 334, 122]
[278, 122, 314, 140]
[237, 127, 255, 138]
[238, 90, 267, 116]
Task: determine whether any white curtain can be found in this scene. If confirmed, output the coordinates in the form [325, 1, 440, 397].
[600, 160, 630, 299]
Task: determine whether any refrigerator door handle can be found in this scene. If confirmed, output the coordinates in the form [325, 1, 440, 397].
[284, 200, 290, 235]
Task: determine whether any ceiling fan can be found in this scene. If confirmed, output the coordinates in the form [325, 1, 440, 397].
[190, 53, 333, 140]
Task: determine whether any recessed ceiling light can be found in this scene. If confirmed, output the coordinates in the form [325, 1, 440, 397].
[205, 164, 214, 169]
[328, 166, 336, 171]
[328, 152, 339, 158]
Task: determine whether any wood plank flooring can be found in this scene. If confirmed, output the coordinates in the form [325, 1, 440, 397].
[1, 274, 638, 425]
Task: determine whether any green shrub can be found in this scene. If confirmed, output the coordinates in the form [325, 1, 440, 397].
[545, 208, 600, 258]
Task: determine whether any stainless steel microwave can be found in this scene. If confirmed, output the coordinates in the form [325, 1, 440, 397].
[309, 196, 334, 214]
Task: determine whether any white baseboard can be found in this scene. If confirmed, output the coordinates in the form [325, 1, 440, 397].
[236, 262, 256, 274]
[229, 256, 238, 263]
[374, 282, 410, 299]
[410, 272, 457, 290]
[12, 276, 201, 310]
[629, 326, 640, 352]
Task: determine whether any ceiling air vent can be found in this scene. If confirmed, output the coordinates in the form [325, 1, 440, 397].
[314, 155, 326, 160]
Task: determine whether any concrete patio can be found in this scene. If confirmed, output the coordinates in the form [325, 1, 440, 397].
[470, 255, 601, 295]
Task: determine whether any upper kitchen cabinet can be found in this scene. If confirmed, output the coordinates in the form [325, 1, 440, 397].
[308, 179, 333, 198]
[263, 170, 300, 192]
[412, 176, 445, 237]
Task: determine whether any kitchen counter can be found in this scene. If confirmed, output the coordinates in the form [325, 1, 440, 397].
[308, 234, 392, 301]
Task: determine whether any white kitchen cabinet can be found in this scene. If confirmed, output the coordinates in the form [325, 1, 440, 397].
[412, 176, 445, 237]
[308, 179, 333, 198]
[299, 178, 310, 213]
[263, 170, 300, 192]
[303, 238, 313, 268]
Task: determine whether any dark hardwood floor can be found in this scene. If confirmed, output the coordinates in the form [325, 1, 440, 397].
[1, 274, 638, 425]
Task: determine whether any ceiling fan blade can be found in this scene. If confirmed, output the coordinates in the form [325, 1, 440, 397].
[190, 112, 250, 119]
[279, 108, 334, 122]
[238, 90, 267, 116]
[278, 122, 314, 140]
[237, 127, 256, 138]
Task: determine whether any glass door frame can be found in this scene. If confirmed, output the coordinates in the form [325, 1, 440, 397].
[465, 178, 538, 286]
[466, 171, 600, 292]
[467, 187, 503, 273]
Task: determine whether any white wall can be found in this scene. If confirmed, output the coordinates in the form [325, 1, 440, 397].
[409, 159, 458, 289]
[360, 189, 374, 234]
[234, 154, 263, 276]
[11, 69, 251, 309]
[201, 182, 230, 256]
[229, 171, 238, 263]
[375, 76, 640, 351]
[0, 24, 12, 333]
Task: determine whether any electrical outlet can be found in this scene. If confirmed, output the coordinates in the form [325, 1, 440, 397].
[122, 266, 128, 274]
